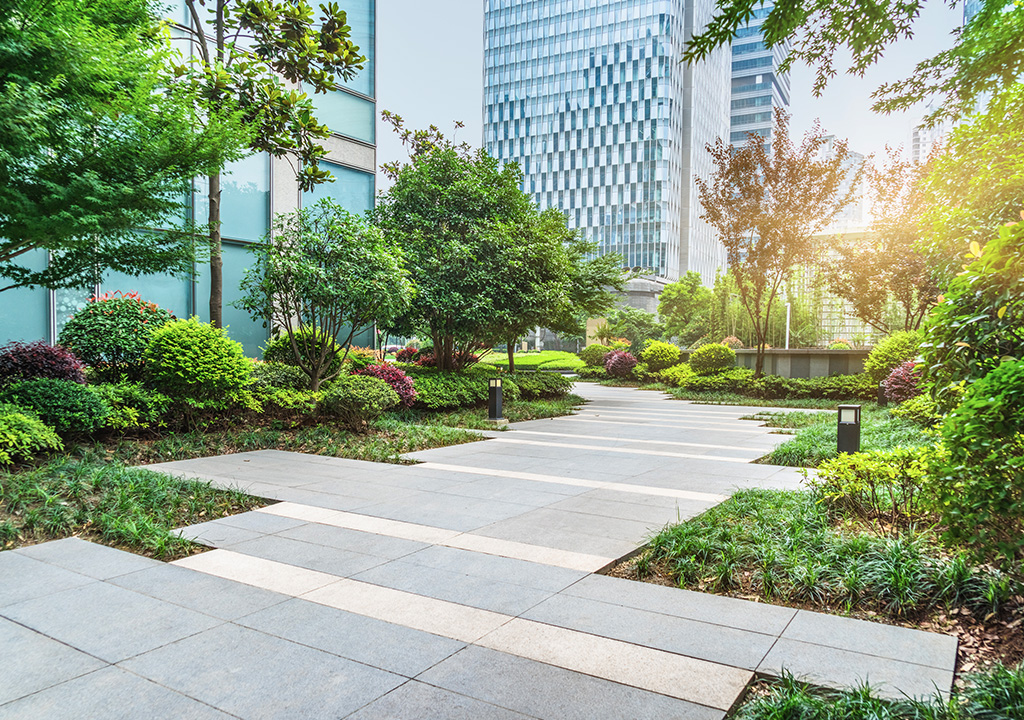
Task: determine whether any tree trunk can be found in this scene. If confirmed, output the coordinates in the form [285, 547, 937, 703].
[507, 341, 515, 373]
[208, 171, 223, 328]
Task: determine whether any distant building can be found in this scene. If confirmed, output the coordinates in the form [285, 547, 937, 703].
[482, 0, 731, 287]
[729, 2, 791, 149]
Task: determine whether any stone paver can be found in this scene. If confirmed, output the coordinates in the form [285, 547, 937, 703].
[0, 383, 958, 718]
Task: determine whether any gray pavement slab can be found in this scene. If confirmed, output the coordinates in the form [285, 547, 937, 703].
[236, 598, 466, 677]
[0, 617, 106, 706]
[345, 680, 535, 720]
[417, 645, 724, 720]
[276, 521, 429, 560]
[400, 544, 587, 593]
[0, 666, 234, 720]
[13, 537, 162, 580]
[228, 535, 388, 577]
[0, 552, 95, 608]
[121, 622, 405, 720]
[175, 519, 264, 547]
[0, 581, 222, 663]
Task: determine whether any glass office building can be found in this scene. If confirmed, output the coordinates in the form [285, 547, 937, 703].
[0, 1, 377, 355]
[729, 3, 790, 148]
[483, 0, 731, 283]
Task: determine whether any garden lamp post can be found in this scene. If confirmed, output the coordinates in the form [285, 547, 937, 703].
[837, 404, 861, 454]
[877, 382, 887, 407]
[488, 377, 503, 421]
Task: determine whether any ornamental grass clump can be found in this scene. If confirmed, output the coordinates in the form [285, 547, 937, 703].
[57, 291, 173, 382]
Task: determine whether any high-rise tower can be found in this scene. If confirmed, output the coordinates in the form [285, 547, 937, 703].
[729, 3, 791, 148]
[483, 0, 730, 285]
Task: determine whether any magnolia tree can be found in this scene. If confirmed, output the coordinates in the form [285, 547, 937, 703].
[237, 200, 412, 390]
[696, 110, 860, 376]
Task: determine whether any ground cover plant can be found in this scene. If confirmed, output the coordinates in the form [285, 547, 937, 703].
[486, 350, 585, 371]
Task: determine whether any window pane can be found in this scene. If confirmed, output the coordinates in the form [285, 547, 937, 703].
[194, 153, 271, 242]
[0, 250, 50, 344]
[101, 267, 192, 320]
[306, 87, 375, 143]
[193, 242, 269, 358]
[341, 0, 374, 98]
[303, 162, 374, 215]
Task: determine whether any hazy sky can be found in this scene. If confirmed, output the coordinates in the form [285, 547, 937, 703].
[375, 1, 963, 178]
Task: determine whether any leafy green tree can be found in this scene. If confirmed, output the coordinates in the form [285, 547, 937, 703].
[237, 200, 412, 390]
[605, 306, 665, 351]
[696, 111, 858, 375]
[919, 83, 1024, 284]
[658, 272, 713, 346]
[0, 0, 244, 292]
[682, 0, 1023, 123]
[485, 209, 624, 372]
[175, 0, 366, 327]
[374, 119, 534, 372]
[822, 148, 941, 334]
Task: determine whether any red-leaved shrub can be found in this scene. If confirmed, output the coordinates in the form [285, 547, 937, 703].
[395, 347, 419, 363]
[882, 361, 923, 403]
[604, 350, 638, 378]
[355, 363, 417, 408]
[0, 341, 86, 386]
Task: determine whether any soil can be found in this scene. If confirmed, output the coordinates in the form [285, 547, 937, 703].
[607, 556, 1024, 687]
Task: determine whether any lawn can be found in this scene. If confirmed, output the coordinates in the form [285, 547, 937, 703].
[485, 350, 586, 371]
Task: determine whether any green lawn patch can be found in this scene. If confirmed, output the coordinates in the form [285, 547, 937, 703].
[487, 350, 585, 371]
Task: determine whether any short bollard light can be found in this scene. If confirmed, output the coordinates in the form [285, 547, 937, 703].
[877, 382, 888, 408]
[837, 404, 861, 454]
[488, 377, 503, 421]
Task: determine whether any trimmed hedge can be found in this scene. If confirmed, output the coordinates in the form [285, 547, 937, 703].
[0, 379, 110, 434]
[579, 344, 612, 367]
[689, 343, 736, 375]
[318, 375, 399, 432]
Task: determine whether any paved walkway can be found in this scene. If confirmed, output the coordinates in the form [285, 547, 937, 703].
[0, 384, 957, 719]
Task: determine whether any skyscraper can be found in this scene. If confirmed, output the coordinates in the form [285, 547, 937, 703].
[483, 0, 730, 287]
[728, 3, 791, 148]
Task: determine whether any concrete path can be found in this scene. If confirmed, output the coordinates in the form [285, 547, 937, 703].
[0, 384, 957, 719]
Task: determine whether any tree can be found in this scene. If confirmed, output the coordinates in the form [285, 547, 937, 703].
[821, 148, 941, 334]
[918, 82, 1024, 284]
[658, 272, 713, 346]
[696, 111, 860, 375]
[484, 208, 624, 372]
[374, 120, 534, 372]
[237, 200, 412, 390]
[0, 0, 244, 292]
[682, 0, 1023, 124]
[175, 0, 366, 327]
[605, 307, 665, 351]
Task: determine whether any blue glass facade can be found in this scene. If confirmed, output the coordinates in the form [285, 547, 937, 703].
[729, 4, 791, 147]
[483, 0, 730, 283]
[0, 1, 377, 353]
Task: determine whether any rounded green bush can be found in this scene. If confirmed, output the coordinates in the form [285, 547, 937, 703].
[656, 363, 695, 387]
[639, 341, 682, 372]
[57, 292, 174, 382]
[890, 394, 941, 428]
[91, 383, 171, 432]
[317, 375, 399, 431]
[262, 327, 344, 379]
[0, 379, 110, 434]
[143, 318, 252, 411]
[578, 344, 611, 367]
[863, 331, 921, 383]
[0, 402, 64, 464]
[688, 343, 736, 376]
[251, 361, 309, 391]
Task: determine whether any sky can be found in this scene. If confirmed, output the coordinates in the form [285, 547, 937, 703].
[375, 0, 963, 179]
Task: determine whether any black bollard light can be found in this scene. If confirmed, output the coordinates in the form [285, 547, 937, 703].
[877, 382, 888, 408]
[488, 377, 503, 421]
[837, 404, 861, 454]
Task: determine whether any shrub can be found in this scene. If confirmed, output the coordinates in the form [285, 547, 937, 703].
[680, 367, 753, 393]
[828, 339, 852, 350]
[688, 343, 736, 375]
[0, 403, 63, 464]
[578, 344, 612, 367]
[0, 341, 85, 386]
[250, 361, 309, 391]
[890, 393, 942, 428]
[863, 330, 921, 383]
[355, 363, 417, 408]
[688, 334, 713, 350]
[883, 361, 923, 403]
[91, 383, 171, 432]
[256, 387, 320, 415]
[394, 346, 419, 363]
[144, 318, 253, 412]
[574, 366, 607, 380]
[656, 363, 696, 388]
[632, 361, 651, 382]
[807, 446, 934, 523]
[345, 347, 378, 373]
[747, 374, 797, 400]
[507, 372, 572, 399]
[57, 291, 174, 381]
[262, 327, 344, 387]
[639, 341, 681, 372]
[0, 379, 110, 434]
[604, 350, 638, 378]
[801, 373, 877, 400]
[318, 375, 399, 431]
[933, 358, 1024, 563]
[720, 336, 743, 349]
